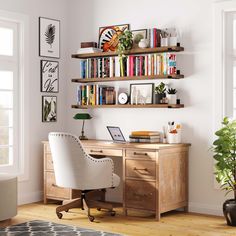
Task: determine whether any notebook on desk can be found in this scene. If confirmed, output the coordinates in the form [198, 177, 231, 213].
[107, 126, 126, 143]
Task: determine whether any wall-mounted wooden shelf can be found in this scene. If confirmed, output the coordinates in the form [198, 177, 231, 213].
[71, 74, 184, 83]
[72, 46, 184, 59]
[71, 104, 184, 109]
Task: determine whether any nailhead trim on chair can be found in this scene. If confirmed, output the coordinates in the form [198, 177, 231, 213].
[49, 133, 114, 187]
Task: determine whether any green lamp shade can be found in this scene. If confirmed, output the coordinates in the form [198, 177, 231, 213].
[73, 113, 92, 120]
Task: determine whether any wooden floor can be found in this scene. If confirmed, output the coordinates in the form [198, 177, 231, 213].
[0, 202, 236, 236]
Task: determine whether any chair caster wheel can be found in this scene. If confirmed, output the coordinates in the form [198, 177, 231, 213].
[88, 215, 95, 222]
[97, 208, 101, 211]
[65, 210, 69, 212]
[111, 211, 116, 216]
[56, 212, 63, 219]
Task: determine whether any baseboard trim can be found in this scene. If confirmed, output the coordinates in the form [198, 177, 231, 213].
[18, 191, 43, 206]
[189, 202, 223, 216]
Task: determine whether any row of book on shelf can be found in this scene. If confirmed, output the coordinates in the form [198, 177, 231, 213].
[80, 53, 177, 79]
[77, 85, 116, 106]
[129, 131, 160, 143]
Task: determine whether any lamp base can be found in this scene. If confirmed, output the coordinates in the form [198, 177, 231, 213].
[79, 135, 88, 140]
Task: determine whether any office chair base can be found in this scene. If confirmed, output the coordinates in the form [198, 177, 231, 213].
[55, 194, 116, 221]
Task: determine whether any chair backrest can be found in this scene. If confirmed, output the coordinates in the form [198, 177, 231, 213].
[48, 132, 92, 190]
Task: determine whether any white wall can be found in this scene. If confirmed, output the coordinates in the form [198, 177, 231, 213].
[0, 0, 69, 204]
[66, 0, 227, 215]
[0, 0, 228, 216]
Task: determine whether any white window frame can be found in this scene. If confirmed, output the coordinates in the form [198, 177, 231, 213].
[213, 0, 236, 131]
[0, 10, 29, 181]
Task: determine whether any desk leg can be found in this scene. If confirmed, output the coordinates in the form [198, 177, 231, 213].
[184, 205, 189, 212]
[155, 212, 160, 221]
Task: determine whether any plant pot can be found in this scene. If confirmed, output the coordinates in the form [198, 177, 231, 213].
[167, 94, 177, 104]
[155, 93, 165, 104]
[223, 199, 236, 226]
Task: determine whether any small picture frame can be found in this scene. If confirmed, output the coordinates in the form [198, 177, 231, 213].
[107, 126, 126, 142]
[42, 96, 57, 122]
[130, 83, 154, 104]
[98, 24, 129, 52]
[41, 60, 59, 93]
[131, 29, 147, 48]
[39, 17, 60, 58]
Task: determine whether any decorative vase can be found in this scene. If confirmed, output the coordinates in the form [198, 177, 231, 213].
[223, 199, 236, 226]
[155, 93, 165, 104]
[138, 39, 149, 49]
[167, 94, 177, 104]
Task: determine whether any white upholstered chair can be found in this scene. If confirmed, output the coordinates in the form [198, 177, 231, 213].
[48, 132, 120, 221]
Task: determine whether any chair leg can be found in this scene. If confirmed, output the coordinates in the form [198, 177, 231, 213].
[87, 200, 116, 216]
[56, 198, 81, 219]
[82, 198, 95, 222]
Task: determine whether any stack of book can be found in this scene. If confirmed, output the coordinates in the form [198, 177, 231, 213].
[129, 131, 161, 143]
[77, 85, 116, 105]
[80, 53, 177, 79]
[147, 28, 162, 48]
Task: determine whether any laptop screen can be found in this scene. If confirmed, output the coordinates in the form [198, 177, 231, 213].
[107, 126, 126, 142]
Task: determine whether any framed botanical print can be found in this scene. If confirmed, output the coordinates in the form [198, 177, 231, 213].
[131, 29, 147, 48]
[39, 17, 60, 58]
[98, 24, 129, 52]
[40, 60, 59, 92]
[42, 96, 57, 122]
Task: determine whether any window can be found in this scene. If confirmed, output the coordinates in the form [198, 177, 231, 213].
[0, 11, 29, 178]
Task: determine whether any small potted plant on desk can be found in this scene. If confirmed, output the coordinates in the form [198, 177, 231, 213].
[167, 88, 177, 104]
[155, 82, 166, 104]
[212, 117, 236, 226]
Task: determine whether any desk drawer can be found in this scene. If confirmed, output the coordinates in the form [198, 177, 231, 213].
[126, 149, 156, 159]
[45, 172, 70, 199]
[45, 153, 54, 171]
[126, 159, 156, 180]
[85, 147, 122, 157]
[125, 179, 156, 211]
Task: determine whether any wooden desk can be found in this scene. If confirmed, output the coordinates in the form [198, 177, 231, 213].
[42, 140, 190, 220]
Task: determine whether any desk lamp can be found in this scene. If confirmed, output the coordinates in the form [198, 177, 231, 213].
[73, 113, 92, 140]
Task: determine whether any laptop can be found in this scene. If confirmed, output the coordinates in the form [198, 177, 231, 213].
[107, 126, 126, 143]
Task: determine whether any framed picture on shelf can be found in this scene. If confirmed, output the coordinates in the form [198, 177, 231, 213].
[130, 83, 154, 105]
[42, 96, 57, 122]
[131, 29, 147, 48]
[98, 24, 129, 52]
[39, 17, 60, 58]
[40, 60, 59, 92]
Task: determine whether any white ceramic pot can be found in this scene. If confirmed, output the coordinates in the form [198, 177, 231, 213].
[138, 39, 149, 48]
[167, 94, 177, 104]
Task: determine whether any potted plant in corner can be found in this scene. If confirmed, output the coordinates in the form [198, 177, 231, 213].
[117, 30, 133, 77]
[212, 117, 236, 226]
[167, 88, 177, 104]
[155, 82, 166, 104]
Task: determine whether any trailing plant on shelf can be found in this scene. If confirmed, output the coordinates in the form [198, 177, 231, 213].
[117, 30, 133, 76]
[212, 117, 236, 226]
[154, 82, 166, 104]
[167, 88, 177, 104]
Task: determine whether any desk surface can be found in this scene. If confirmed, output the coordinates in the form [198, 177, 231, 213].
[43, 139, 190, 150]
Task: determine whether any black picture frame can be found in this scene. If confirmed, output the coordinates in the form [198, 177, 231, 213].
[130, 83, 154, 104]
[131, 29, 147, 47]
[42, 96, 57, 122]
[39, 17, 60, 58]
[98, 23, 130, 52]
[107, 126, 126, 142]
[40, 60, 59, 93]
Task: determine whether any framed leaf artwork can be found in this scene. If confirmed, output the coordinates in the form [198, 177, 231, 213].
[40, 60, 59, 92]
[42, 96, 57, 122]
[98, 24, 129, 52]
[39, 17, 60, 58]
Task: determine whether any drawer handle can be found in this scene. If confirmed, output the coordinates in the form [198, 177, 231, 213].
[133, 152, 148, 156]
[133, 192, 153, 198]
[133, 167, 148, 172]
[90, 149, 103, 153]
